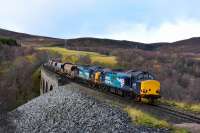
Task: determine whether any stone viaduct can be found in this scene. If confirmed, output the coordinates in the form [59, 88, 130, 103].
[40, 67, 64, 95]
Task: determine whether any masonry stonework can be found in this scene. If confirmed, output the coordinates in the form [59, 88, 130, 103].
[40, 67, 60, 95]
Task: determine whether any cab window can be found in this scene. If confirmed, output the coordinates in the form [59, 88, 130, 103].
[148, 74, 154, 80]
[137, 74, 144, 80]
[137, 73, 154, 80]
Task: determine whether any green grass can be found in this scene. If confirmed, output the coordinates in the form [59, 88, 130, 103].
[0, 37, 18, 46]
[0, 61, 10, 74]
[172, 128, 188, 133]
[37, 47, 117, 67]
[124, 106, 189, 133]
[32, 67, 41, 95]
[25, 54, 37, 63]
[124, 106, 170, 128]
[160, 99, 200, 113]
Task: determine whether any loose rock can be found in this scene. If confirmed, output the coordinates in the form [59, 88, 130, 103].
[9, 84, 170, 133]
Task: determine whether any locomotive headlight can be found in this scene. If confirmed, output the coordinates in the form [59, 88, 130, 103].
[142, 89, 147, 93]
[156, 89, 160, 93]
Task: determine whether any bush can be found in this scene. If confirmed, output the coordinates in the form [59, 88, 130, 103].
[76, 55, 91, 65]
[0, 46, 49, 111]
[0, 37, 18, 46]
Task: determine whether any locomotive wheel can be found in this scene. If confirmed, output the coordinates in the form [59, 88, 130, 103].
[91, 83, 96, 88]
[135, 96, 141, 102]
[117, 90, 123, 96]
[120, 90, 124, 97]
[123, 91, 127, 97]
[110, 88, 115, 93]
[149, 98, 155, 104]
[97, 84, 101, 89]
[102, 85, 109, 92]
[88, 82, 93, 87]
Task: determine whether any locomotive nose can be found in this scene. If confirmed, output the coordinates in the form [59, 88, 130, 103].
[140, 80, 160, 98]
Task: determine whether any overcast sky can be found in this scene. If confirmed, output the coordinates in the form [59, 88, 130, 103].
[0, 0, 200, 43]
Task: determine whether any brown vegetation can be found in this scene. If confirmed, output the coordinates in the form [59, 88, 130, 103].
[0, 45, 49, 111]
[66, 37, 161, 55]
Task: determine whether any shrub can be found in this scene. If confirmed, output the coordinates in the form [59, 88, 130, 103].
[0, 37, 18, 46]
[76, 55, 91, 65]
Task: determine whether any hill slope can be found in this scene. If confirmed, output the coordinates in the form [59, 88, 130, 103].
[0, 28, 64, 47]
[67, 37, 200, 53]
[66, 37, 163, 51]
[0, 28, 200, 53]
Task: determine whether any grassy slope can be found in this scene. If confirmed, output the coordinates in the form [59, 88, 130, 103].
[25, 54, 41, 96]
[37, 47, 117, 67]
[160, 99, 200, 114]
[32, 67, 41, 95]
[124, 106, 188, 133]
[101, 96, 187, 132]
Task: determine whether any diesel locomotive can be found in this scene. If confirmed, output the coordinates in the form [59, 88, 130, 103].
[47, 59, 161, 102]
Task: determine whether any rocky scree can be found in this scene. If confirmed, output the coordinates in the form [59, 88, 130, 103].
[10, 84, 170, 133]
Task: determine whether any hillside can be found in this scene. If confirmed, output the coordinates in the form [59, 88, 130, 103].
[171, 37, 200, 53]
[0, 28, 64, 47]
[66, 37, 162, 51]
[67, 37, 200, 53]
[1, 28, 200, 53]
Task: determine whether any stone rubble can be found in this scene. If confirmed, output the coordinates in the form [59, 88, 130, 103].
[10, 84, 170, 133]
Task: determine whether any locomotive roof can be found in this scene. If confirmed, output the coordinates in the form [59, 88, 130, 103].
[63, 62, 74, 65]
[126, 70, 150, 76]
[111, 68, 125, 72]
[89, 66, 104, 71]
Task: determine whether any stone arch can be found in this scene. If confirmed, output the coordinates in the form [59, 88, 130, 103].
[45, 81, 48, 92]
[41, 79, 45, 93]
[50, 85, 53, 91]
[43, 79, 45, 93]
[40, 78, 42, 90]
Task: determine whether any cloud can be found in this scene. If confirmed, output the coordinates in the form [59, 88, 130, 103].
[0, 0, 200, 43]
[0, 0, 96, 33]
[105, 19, 200, 43]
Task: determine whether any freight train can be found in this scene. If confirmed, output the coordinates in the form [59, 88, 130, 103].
[46, 59, 161, 103]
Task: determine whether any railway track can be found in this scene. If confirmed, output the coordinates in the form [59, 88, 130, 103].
[44, 66, 200, 124]
[154, 104, 200, 124]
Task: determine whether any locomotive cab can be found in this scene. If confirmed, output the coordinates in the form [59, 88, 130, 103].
[129, 71, 161, 101]
[137, 72, 160, 99]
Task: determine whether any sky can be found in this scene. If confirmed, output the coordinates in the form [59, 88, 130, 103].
[0, 0, 200, 43]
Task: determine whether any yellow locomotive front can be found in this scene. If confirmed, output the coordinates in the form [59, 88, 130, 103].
[128, 71, 161, 102]
[140, 80, 160, 99]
